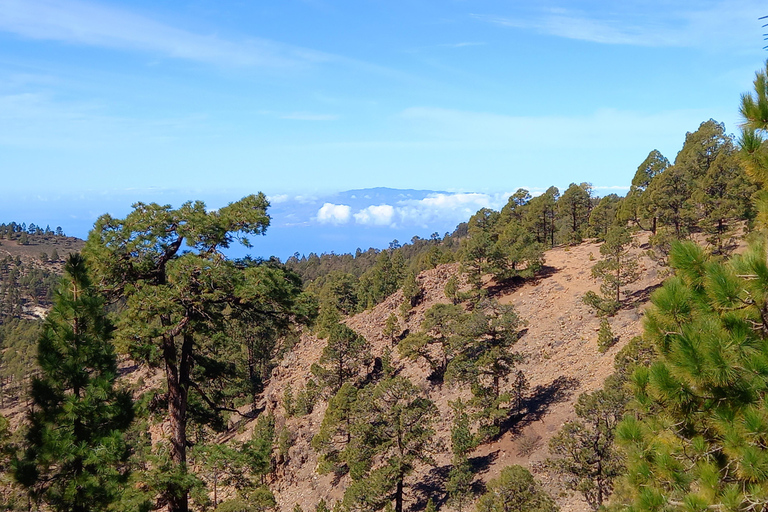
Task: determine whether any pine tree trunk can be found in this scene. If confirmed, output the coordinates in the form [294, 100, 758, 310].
[164, 330, 191, 512]
[395, 477, 404, 512]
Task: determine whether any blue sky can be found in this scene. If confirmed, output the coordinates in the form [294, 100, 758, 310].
[1, 0, 766, 258]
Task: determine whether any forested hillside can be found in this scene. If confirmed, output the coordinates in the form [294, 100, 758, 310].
[2, 62, 768, 512]
[0, 226, 83, 408]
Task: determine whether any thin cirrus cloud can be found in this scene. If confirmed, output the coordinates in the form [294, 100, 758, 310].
[471, 1, 764, 48]
[0, 0, 336, 69]
[398, 106, 717, 152]
[0, 91, 203, 149]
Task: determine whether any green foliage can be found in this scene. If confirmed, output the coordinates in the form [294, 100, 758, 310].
[450, 399, 478, 459]
[510, 369, 529, 415]
[525, 186, 560, 248]
[475, 465, 558, 512]
[398, 303, 464, 382]
[382, 313, 400, 343]
[639, 119, 753, 250]
[399, 299, 524, 438]
[215, 487, 276, 512]
[0, 318, 41, 405]
[448, 300, 525, 438]
[547, 377, 627, 510]
[324, 376, 439, 512]
[293, 379, 321, 416]
[400, 270, 421, 309]
[312, 320, 371, 392]
[461, 208, 499, 291]
[83, 195, 313, 512]
[597, 318, 615, 353]
[616, 239, 768, 510]
[557, 183, 592, 244]
[447, 399, 477, 512]
[312, 382, 360, 477]
[191, 442, 252, 509]
[618, 150, 670, 233]
[282, 384, 295, 417]
[276, 427, 293, 468]
[444, 275, 460, 305]
[460, 194, 545, 290]
[588, 194, 621, 239]
[0, 253, 61, 320]
[612, 335, 656, 382]
[314, 271, 359, 316]
[245, 413, 276, 482]
[14, 254, 134, 512]
[190, 416, 275, 508]
[357, 250, 405, 309]
[0, 414, 25, 510]
[585, 226, 639, 316]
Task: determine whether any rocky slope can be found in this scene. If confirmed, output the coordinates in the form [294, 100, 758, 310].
[251, 235, 666, 512]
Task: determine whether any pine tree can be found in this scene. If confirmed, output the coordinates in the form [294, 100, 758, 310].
[476, 465, 558, 512]
[311, 382, 360, 476]
[14, 254, 134, 512]
[447, 300, 525, 438]
[311, 322, 371, 393]
[447, 399, 476, 512]
[618, 150, 670, 233]
[597, 317, 615, 353]
[616, 240, 768, 510]
[583, 226, 639, 316]
[461, 208, 499, 291]
[556, 183, 592, 244]
[444, 275, 460, 305]
[588, 194, 621, 239]
[382, 313, 400, 344]
[398, 303, 464, 383]
[525, 186, 560, 248]
[547, 377, 626, 510]
[342, 376, 439, 512]
[83, 196, 313, 512]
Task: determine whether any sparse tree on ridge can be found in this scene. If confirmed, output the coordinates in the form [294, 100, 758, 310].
[583, 226, 639, 316]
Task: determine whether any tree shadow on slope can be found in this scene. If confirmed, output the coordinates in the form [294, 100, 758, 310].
[494, 375, 580, 442]
[624, 282, 663, 308]
[408, 451, 499, 511]
[410, 464, 451, 511]
[486, 265, 558, 298]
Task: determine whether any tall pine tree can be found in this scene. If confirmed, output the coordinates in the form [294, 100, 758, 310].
[14, 254, 134, 512]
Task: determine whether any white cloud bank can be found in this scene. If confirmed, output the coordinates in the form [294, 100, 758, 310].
[314, 192, 509, 229]
[354, 204, 396, 226]
[316, 203, 352, 224]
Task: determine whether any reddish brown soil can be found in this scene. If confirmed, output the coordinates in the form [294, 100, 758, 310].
[252, 234, 666, 512]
